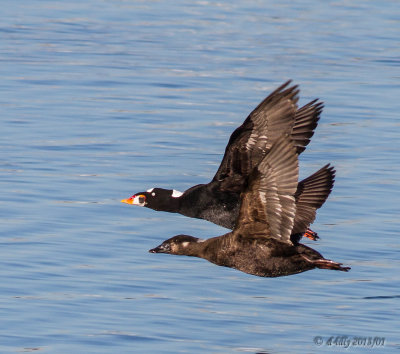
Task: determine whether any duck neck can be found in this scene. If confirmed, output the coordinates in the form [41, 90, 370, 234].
[180, 242, 206, 258]
[150, 194, 182, 213]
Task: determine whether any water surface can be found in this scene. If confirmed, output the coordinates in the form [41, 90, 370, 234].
[1, 0, 399, 352]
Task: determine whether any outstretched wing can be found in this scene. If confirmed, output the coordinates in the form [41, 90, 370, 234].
[236, 135, 299, 244]
[212, 81, 299, 192]
[292, 164, 335, 234]
[291, 99, 323, 154]
[213, 81, 322, 193]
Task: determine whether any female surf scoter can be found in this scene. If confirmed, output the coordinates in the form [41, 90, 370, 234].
[149, 135, 350, 277]
[122, 81, 325, 240]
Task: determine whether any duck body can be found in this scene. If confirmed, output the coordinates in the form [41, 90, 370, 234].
[178, 182, 240, 229]
[127, 161, 335, 243]
[150, 231, 348, 278]
[202, 232, 319, 277]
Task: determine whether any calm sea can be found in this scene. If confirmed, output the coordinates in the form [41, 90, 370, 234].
[1, 0, 399, 353]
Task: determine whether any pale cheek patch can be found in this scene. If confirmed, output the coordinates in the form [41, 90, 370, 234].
[133, 196, 146, 206]
[171, 244, 179, 253]
[172, 189, 183, 198]
[181, 241, 190, 248]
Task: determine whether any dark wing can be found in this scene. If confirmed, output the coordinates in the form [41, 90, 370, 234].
[213, 81, 322, 193]
[212, 80, 299, 192]
[236, 135, 298, 244]
[291, 164, 335, 234]
[291, 99, 323, 153]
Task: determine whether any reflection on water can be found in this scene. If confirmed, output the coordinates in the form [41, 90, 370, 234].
[1, 0, 399, 352]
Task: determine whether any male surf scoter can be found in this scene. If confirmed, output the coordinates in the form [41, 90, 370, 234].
[122, 81, 325, 240]
[149, 135, 350, 277]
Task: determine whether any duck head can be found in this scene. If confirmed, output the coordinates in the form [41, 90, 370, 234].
[149, 235, 204, 255]
[121, 188, 183, 210]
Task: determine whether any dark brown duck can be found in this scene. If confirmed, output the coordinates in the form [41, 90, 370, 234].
[149, 135, 350, 277]
[122, 81, 325, 241]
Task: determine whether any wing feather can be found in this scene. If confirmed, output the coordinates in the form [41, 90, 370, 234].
[291, 99, 323, 153]
[213, 80, 299, 191]
[292, 164, 335, 234]
[213, 81, 322, 194]
[236, 135, 299, 244]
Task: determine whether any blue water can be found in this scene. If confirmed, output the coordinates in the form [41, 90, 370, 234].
[1, 0, 399, 352]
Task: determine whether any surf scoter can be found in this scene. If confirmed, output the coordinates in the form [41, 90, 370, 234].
[122, 81, 325, 240]
[149, 135, 350, 277]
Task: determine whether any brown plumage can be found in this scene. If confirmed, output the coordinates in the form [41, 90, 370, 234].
[149, 135, 350, 278]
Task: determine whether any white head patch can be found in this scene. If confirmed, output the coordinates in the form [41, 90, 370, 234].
[146, 188, 154, 193]
[181, 239, 204, 247]
[172, 189, 183, 198]
[132, 195, 146, 206]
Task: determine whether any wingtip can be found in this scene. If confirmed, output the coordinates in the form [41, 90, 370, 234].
[272, 80, 299, 100]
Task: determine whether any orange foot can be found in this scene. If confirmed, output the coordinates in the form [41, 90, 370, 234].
[300, 255, 351, 272]
[304, 228, 319, 241]
[313, 259, 351, 272]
